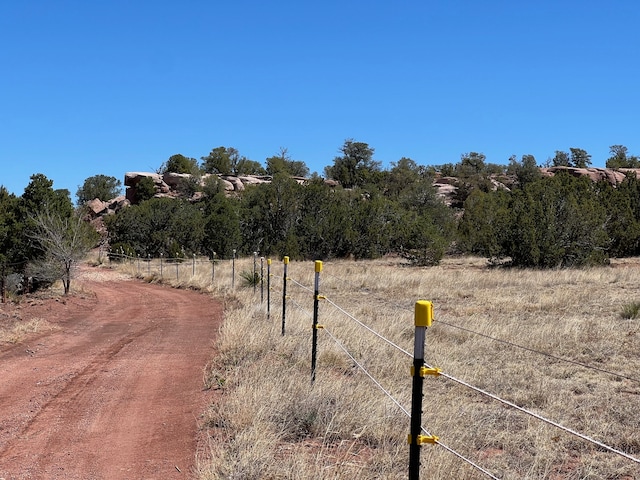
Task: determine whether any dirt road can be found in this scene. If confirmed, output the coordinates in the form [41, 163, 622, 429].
[0, 269, 222, 479]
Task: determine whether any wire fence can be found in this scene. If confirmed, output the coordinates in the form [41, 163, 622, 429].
[101, 253, 640, 478]
[269, 258, 640, 479]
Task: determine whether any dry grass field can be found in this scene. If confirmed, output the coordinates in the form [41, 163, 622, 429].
[115, 255, 640, 479]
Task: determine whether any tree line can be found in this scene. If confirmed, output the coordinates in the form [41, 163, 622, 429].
[103, 141, 640, 268]
[3, 141, 640, 296]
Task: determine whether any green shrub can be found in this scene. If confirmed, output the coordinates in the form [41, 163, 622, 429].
[239, 270, 260, 287]
[621, 302, 640, 319]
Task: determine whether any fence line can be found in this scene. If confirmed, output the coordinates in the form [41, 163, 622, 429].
[276, 262, 640, 476]
[284, 269, 502, 478]
[313, 277, 640, 465]
[324, 266, 640, 385]
[322, 325, 500, 480]
[323, 295, 412, 357]
[436, 365, 640, 465]
[105, 254, 640, 475]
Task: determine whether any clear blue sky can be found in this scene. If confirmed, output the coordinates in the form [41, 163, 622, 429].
[2, 1, 639, 199]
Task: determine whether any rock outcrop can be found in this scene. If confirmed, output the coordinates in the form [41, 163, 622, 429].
[123, 172, 316, 205]
[86, 195, 130, 216]
[541, 166, 640, 184]
[88, 166, 640, 219]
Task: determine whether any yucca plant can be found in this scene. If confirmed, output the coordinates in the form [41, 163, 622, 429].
[239, 269, 260, 287]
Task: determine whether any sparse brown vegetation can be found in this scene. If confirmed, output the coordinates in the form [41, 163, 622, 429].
[0, 316, 55, 344]
[115, 255, 640, 479]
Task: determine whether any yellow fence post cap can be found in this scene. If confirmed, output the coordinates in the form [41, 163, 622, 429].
[267, 258, 272, 265]
[315, 260, 323, 273]
[283, 256, 289, 264]
[415, 300, 433, 327]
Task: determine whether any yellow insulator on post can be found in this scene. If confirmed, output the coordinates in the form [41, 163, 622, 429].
[315, 260, 323, 273]
[417, 434, 439, 445]
[267, 258, 272, 265]
[415, 300, 433, 327]
[408, 434, 440, 445]
[283, 256, 289, 264]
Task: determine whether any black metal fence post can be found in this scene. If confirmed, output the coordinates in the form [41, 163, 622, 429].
[281, 256, 289, 336]
[232, 249, 236, 289]
[409, 300, 438, 480]
[267, 258, 272, 319]
[311, 260, 324, 383]
[260, 257, 264, 303]
[253, 252, 257, 294]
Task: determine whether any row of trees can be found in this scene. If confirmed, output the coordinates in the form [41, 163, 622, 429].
[158, 147, 310, 179]
[3, 140, 640, 298]
[163, 143, 640, 181]
[102, 140, 640, 269]
[103, 142, 638, 204]
[105, 169, 457, 266]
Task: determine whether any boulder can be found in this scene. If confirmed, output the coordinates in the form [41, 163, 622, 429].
[238, 175, 270, 185]
[618, 168, 640, 180]
[220, 179, 235, 191]
[162, 172, 192, 188]
[124, 172, 171, 202]
[190, 191, 205, 202]
[108, 195, 129, 210]
[221, 176, 245, 192]
[435, 184, 457, 206]
[87, 198, 109, 216]
[124, 172, 163, 187]
[543, 167, 631, 186]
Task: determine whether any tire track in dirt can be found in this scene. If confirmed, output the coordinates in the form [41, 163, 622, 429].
[0, 273, 222, 479]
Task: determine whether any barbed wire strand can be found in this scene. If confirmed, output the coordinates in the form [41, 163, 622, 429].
[322, 326, 500, 480]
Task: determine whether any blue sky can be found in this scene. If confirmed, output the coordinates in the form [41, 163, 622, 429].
[2, 1, 639, 200]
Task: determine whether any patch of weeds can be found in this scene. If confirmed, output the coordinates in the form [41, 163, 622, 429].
[203, 360, 228, 390]
[620, 302, 640, 319]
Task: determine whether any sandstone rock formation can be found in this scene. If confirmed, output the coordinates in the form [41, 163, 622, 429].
[86, 195, 130, 216]
[88, 166, 640, 219]
[541, 166, 640, 184]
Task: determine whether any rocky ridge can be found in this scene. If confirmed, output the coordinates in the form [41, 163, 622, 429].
[86, 166, 640, 217]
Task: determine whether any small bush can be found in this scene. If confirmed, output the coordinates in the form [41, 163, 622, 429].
[239, 270, 260, 287]
[620, 301, 640, 319]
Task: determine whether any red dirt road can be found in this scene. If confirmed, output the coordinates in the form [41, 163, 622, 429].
[0, 269, 222, 480]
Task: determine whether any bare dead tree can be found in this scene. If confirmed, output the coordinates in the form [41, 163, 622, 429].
[27, 209, 96, 294]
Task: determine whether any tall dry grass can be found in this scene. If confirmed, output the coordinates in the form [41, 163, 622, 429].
[114, 255, 640, 479]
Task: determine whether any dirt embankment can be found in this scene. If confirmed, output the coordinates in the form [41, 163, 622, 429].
[0, 268, 222, 480]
